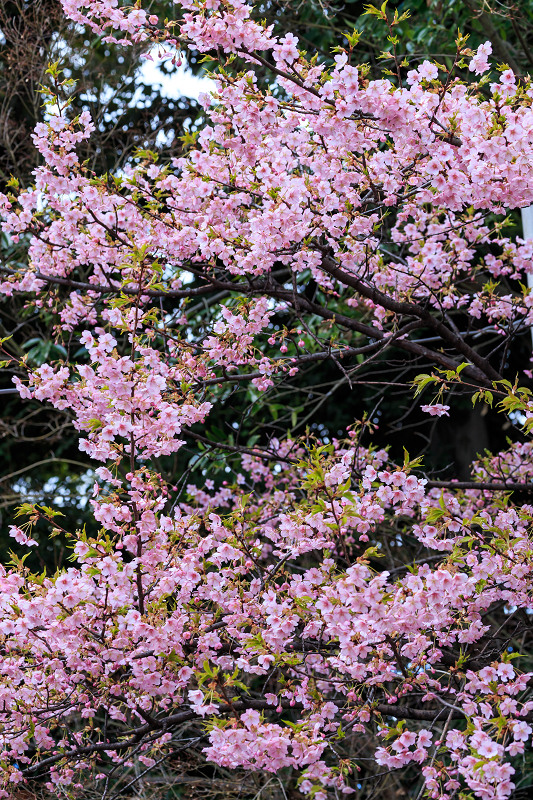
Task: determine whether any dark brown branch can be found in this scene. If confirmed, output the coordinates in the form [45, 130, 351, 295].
[263, 282, 492, 385]
[0, 265, 233, 299]
[426, 480, 533, 492]
[1, 261, 497, 387]
[194, 339, 411, 387]
[183, 429, 297, 463]
[319, 256, 502, 384]
[21, 698, 296, 776]
[374, 703, 463, 721]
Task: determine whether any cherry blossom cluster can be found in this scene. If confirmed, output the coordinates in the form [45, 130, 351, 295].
[0, 441, 531, 798]
[1, 0, 533, 797]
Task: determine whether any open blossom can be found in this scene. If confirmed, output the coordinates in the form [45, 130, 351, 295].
[8, 526, 38, 547]
[469, 41, 492, 74]
[188, 690, 219, 717]
[407, 60, 438, 84]
[417, 60, 438, 81]
[273, 32, 299, 64]
[421, 403, 450, 417]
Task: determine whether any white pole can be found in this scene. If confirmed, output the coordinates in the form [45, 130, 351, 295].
[521, 206, 533, 347]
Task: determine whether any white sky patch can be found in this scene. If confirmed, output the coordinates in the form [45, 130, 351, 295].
[137, 48, 216, 101]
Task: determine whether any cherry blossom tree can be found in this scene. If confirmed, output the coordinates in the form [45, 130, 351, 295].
[2, 1, 533, 798]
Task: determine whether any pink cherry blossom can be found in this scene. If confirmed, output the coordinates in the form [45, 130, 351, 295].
[8, 526, 38, 547]
[0, 2, 531, 797]
[469, 41, 492, 74]
[421, 403, 450, 417]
